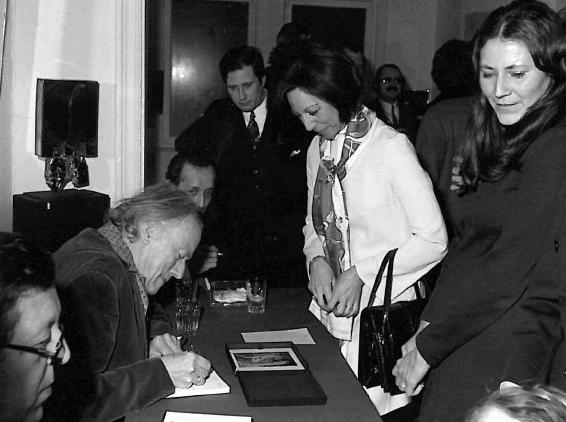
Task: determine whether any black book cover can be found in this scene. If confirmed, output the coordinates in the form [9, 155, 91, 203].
[226, 342, 327, 407]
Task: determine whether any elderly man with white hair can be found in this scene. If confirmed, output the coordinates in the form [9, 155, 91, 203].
[45, 183, 211, 421]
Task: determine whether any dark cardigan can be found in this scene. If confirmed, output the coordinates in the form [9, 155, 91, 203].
[415, 119, 566, 421]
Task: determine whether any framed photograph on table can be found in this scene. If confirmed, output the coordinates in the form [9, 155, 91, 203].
[226, 342, 326, 406]
[229, 346, 305, 372]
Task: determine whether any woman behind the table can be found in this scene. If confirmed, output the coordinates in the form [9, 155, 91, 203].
[393, 1, 566, 421]
[276, 43, 447, 417]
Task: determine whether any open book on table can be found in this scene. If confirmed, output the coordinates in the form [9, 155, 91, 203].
[166, 370, 230, 398]
[163, 411, 251, 422]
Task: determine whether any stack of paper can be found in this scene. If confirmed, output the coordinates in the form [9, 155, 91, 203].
[241, 328, 315, 344]
[164, 412, 251, 422]
[167, 370, 230, 398]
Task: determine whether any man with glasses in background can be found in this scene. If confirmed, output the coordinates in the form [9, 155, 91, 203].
[0, 233, 70, 422]
[367, 63, 419, 144]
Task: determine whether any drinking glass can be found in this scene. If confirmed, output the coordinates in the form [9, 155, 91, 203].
[245, 277, 267, 313]
[176, 301, 201, 351]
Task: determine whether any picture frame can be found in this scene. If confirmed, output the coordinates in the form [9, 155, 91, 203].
[228, 346, 305, 372]
[225, 342, 326, 406]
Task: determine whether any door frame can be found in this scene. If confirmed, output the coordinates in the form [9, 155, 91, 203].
[116, 0, 145, 197]
[283, 0, 381, 65]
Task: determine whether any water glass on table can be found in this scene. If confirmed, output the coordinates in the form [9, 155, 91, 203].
[245, 277, 267, 313]
[176, 300, 202, 351]
[175, 279, 194, 310]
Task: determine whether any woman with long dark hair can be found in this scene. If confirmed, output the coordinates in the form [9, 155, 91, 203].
[393, 1, 566, 420]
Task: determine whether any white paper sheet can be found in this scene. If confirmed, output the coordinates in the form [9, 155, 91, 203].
[166, 370, 230, 398]
[241, 328, 315, 344]
[163, 411, 251, 422]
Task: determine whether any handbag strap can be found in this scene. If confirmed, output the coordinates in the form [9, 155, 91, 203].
[367, 248, 398, 307]
[383, 248, 397, 307]
[367, 248, 425, 308]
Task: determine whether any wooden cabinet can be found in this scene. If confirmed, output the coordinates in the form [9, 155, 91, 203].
[13, 189, 110, 252]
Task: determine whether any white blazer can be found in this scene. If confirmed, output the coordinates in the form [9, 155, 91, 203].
[304, 112, 447, 414]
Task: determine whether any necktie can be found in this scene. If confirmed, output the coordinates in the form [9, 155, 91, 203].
[247, 111, 260, 147]
[390, 103, 399, 128]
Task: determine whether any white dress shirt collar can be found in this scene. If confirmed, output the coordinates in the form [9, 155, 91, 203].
[244, 94, 268, 135]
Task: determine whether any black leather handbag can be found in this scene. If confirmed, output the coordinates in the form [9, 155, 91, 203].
[358, 248, 427, 394]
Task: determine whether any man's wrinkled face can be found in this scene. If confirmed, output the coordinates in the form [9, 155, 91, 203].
[376, 66, 404, 103]
[135, 216, 202, 295]
[225, 65, 266, 112]
[0, 288, 70, 422]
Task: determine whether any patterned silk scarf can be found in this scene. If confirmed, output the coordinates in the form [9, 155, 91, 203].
[98, 222, 149, 315]
[312, 109, 370, 278]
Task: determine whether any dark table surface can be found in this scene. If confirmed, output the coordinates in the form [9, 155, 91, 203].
[126, 288, 381, 422]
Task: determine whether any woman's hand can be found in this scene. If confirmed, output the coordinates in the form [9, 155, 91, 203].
[308, 257, 336, 312]
[392, 343, 430, 396]
[327, 266, 363, 318]
[160, 351, 212, 388]
[450, 155, 464, 191]
[401, 320, 430, 357]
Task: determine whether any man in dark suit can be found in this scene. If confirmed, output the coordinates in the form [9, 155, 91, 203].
[367, 64, 419, 144]
[175, 46, 309, 287]
[416, 96, 472, 238]
[166, 150, 218, 277]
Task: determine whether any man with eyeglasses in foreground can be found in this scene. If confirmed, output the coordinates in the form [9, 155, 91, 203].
[0, 232, 70, 422]
[367, 63, 419, 144]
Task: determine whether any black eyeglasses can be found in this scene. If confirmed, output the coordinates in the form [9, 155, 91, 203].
[2, 330, 66, 365]
[379, 77, 403, 85]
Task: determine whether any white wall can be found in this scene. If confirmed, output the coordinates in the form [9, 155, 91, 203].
[0, 0, 144, 231]
[4, 0, 562, 231]
[380, 0, 438, 91]
[461, 0, 560, 19]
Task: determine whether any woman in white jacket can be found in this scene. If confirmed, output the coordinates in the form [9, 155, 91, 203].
[277, 43, 448, 418]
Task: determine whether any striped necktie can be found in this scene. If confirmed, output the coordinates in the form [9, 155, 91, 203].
[390, 103, 399, 128]
[247, 110, 260, 147]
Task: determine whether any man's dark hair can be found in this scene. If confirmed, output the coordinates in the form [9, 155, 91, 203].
[0, 233, 55, 346]
[165, 150, 216, 186]
[431, 39, 473, 93]
[219, 45, 266, 83]
[276, 22, 312, 47]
